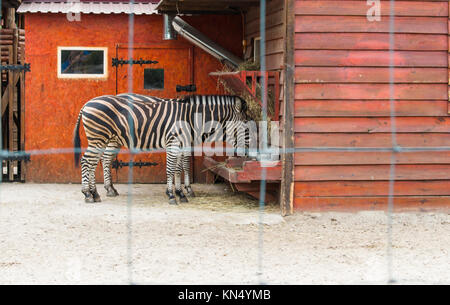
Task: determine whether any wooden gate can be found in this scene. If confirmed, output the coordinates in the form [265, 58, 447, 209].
[1, 8, 26, 182]
[114, 44, 193, 183]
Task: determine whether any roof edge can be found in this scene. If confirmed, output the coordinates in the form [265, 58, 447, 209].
[17, 1, 159, 15]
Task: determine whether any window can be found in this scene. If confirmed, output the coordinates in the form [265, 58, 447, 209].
[144, 68, 164, 90]
[57, 47, 107, 78]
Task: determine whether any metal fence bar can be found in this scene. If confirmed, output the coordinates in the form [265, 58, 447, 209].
[1, 145, 450, 161]
[257, 0, 267, 284]
[387, 0, 397, 284]
[127, 4, 135, 285]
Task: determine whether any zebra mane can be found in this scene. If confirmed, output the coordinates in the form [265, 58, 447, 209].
[178, 95, 242, 106]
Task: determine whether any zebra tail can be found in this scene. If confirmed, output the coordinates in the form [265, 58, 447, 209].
[73, 110, 83, 167]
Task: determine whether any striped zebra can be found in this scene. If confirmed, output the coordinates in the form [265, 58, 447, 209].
[73, 94, 249, 204]
[116, 93, 194, 200]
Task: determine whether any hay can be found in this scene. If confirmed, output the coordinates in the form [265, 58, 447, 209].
[201, 161, 226, 173]
[237, 60, 260, 71]
[215, 60, 276, 141]
[178, 187, 279, 212]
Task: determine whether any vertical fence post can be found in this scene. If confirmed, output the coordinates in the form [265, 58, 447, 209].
[20, 37, 25, 181]
[8, 47, 13, 181]
[280, 0, 294, 216]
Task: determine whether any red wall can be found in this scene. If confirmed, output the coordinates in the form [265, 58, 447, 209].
[24, 13, 242, 183]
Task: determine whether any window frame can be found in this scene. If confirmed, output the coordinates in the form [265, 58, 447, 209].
[57, 46, 108, 79]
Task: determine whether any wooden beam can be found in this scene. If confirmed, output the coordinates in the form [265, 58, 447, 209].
[8, 46, 14, 181]
[1, 72, 20, 116]
[6, 8, 16, 29]
[294, 196, 450, 212]
[20, 48, 25, 181]
[280, 0, 294, 216]
[156, 0, 260, 14]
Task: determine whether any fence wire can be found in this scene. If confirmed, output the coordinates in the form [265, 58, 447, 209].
[127, 3, 135, 284]
[387, 0, 396, 284]
[0, 0, 449, 285]
[258, 0, 267, 285]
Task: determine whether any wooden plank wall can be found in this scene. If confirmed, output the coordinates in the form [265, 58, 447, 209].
[245, 0, 285, 71]
[294, 0, 450, 210]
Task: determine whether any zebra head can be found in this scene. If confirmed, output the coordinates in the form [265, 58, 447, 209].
[232, 96, 248, 122]
[180, 95, 249, 157]
[224, 96, 251, 157]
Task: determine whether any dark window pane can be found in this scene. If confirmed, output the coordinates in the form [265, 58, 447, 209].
[60, 50, 104, 74]
[144, 69, 164, 90]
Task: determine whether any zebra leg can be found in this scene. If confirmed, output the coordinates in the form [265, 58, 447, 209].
[166, 145, 179, 205]
[175, 154, 188, 203]
[81, 156, 93, 203]
[102, 140, 120, 197]
[89, 158, 102, 203]
[182, 153, 195, 197]
[81, 146, 103, 203]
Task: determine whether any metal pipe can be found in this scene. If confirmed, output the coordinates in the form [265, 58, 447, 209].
[163, 14, 177, 40]
[171, 16, 243, 68]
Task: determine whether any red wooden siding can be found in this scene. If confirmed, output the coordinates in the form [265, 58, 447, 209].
[448, 3, 450, 115]
[294, 0, 450, 210]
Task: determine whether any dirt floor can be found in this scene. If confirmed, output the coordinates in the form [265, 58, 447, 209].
[0, 183, 449, 284]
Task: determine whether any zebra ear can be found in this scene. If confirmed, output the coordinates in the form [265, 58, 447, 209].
[235, 97, 244, 112]
[236, 99, 241, 112]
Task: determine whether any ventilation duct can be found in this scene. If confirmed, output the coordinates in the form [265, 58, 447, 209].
[163, 14, 177, 40]
[171, 16, 243, 69]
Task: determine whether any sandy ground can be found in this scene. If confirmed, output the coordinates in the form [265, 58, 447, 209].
[0, 182, 449, 285]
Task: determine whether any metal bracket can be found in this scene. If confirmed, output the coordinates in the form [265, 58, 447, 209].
[0, 63, 31, 72]
[176, 84, 197, 92]
[112, 58, 158, 67]
[112, 159, 158, 169]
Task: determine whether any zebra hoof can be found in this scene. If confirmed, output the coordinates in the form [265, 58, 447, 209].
[175, 190, 188, 203]
[106, 187, 119, 197]
[106, 190, 116, 197]
[168, 198, 178, 205]
[91, 190, 101, 202]
[185, 187, 196, 197]
[85, 196, 95, 204]
[83, 190, 95, 203]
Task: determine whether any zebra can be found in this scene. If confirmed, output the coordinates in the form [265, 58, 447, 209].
[73, 94, 249, 204]
[115, 93, 195, 200]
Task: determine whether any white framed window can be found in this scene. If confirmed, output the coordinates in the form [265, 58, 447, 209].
[57, 46, 108, 79]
